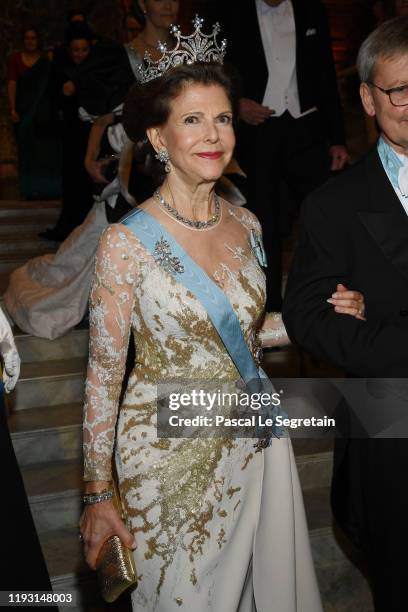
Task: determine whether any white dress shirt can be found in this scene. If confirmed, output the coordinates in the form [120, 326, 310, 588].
[255, 0, 317, 118]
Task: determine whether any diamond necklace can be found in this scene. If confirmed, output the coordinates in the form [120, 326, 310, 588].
[154, 189, 221, 230]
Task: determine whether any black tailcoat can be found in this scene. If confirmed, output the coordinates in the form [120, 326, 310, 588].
[1, 393, 57, 608]
[218, 0, 346, 310]
[283, 148, 408, 611]
[221, 0, 345, 145]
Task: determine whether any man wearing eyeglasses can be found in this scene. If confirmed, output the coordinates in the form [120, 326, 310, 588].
[283, 17, 408, 612]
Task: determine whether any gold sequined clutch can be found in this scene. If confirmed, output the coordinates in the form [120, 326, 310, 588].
[96, 480, 137, 603]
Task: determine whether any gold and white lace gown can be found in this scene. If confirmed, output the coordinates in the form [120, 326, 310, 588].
[83, 203, 323, 612]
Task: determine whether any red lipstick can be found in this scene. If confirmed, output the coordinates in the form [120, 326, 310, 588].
[196, 152, 223, 160]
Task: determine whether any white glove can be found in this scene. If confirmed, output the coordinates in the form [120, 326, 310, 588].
[0, 307, 20, 393]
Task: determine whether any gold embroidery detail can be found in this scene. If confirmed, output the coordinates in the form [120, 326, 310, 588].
[82, 210, 273, 600]
[241, 453, 254, 470]
[190, 568, 197, 586]
[217, 527, 227, 549]
[227, 486, 241, 499]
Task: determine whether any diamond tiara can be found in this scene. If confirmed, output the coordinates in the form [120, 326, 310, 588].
[137, 15, 227, 85]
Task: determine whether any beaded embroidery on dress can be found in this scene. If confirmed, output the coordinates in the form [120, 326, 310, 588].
[83, 202, 322, 611]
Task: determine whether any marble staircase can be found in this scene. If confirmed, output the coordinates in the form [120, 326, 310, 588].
[1, 199, 374, 611]
[0, 201, 60, 293]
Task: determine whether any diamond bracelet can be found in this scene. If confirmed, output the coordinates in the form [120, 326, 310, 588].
[83, 489, 114, 505]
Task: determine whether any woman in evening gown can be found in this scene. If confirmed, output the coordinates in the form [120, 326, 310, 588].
[79, 20, 365, 611]
[7, 28, 61, 199]
[3, 1, 180, 340]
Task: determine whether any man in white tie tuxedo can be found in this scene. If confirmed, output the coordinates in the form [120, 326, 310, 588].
[284, 17, 408, 611]
[221, 0, 348, 310]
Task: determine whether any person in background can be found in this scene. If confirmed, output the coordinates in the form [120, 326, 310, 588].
[67, 9, 87, 24]
[0, 308, 56, 606]
[118, 0, 136, 19]
[126, 0, 179, 65]
[7, 28, 61, 200]
[41, 23, 95, 242]
[283, 17, 408, 611]
[118, 0, 144, 42]
[221, 0, 349, 312]
[123, 12, 144, 43]
[85, 0, 180, 185]
[89, 0, 135, 42]
[395, 0, 408, 15]
[46, 10, 91, 70]
[3, 2, 180, 341]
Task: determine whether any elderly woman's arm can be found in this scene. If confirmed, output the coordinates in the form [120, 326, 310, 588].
[80, 224, 137, 569]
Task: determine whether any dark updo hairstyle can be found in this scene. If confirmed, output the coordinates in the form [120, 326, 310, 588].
[67, 9, 87, 23]
[22, 26, 41, 48]
[132, 2, 146, 27]
[122, 62, 238, 184]
[65, 22, 94, 45]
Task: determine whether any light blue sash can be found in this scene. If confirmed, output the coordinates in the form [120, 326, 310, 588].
[120, 207, 284, 440]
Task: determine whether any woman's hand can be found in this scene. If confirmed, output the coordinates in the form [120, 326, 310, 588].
[239, 98, 275, 125]
[79, 500, 136, 570]
[327, 283, 366, 320]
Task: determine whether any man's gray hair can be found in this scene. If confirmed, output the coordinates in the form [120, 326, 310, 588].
[357, 16, 408, 82]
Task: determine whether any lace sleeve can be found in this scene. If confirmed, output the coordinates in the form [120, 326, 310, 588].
[258, 312, 290, 348]
[83, 225, 138, 482]
[236, 211, 290, 348]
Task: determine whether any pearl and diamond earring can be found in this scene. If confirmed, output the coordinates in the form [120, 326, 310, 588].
[155, 149, 171, 173]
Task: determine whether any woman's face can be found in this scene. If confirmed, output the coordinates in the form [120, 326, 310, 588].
[69, 39, 91, 65]
[23, 30, 39, 52]
[140, 0, 179, 30]
[154, 83, 235, 184]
